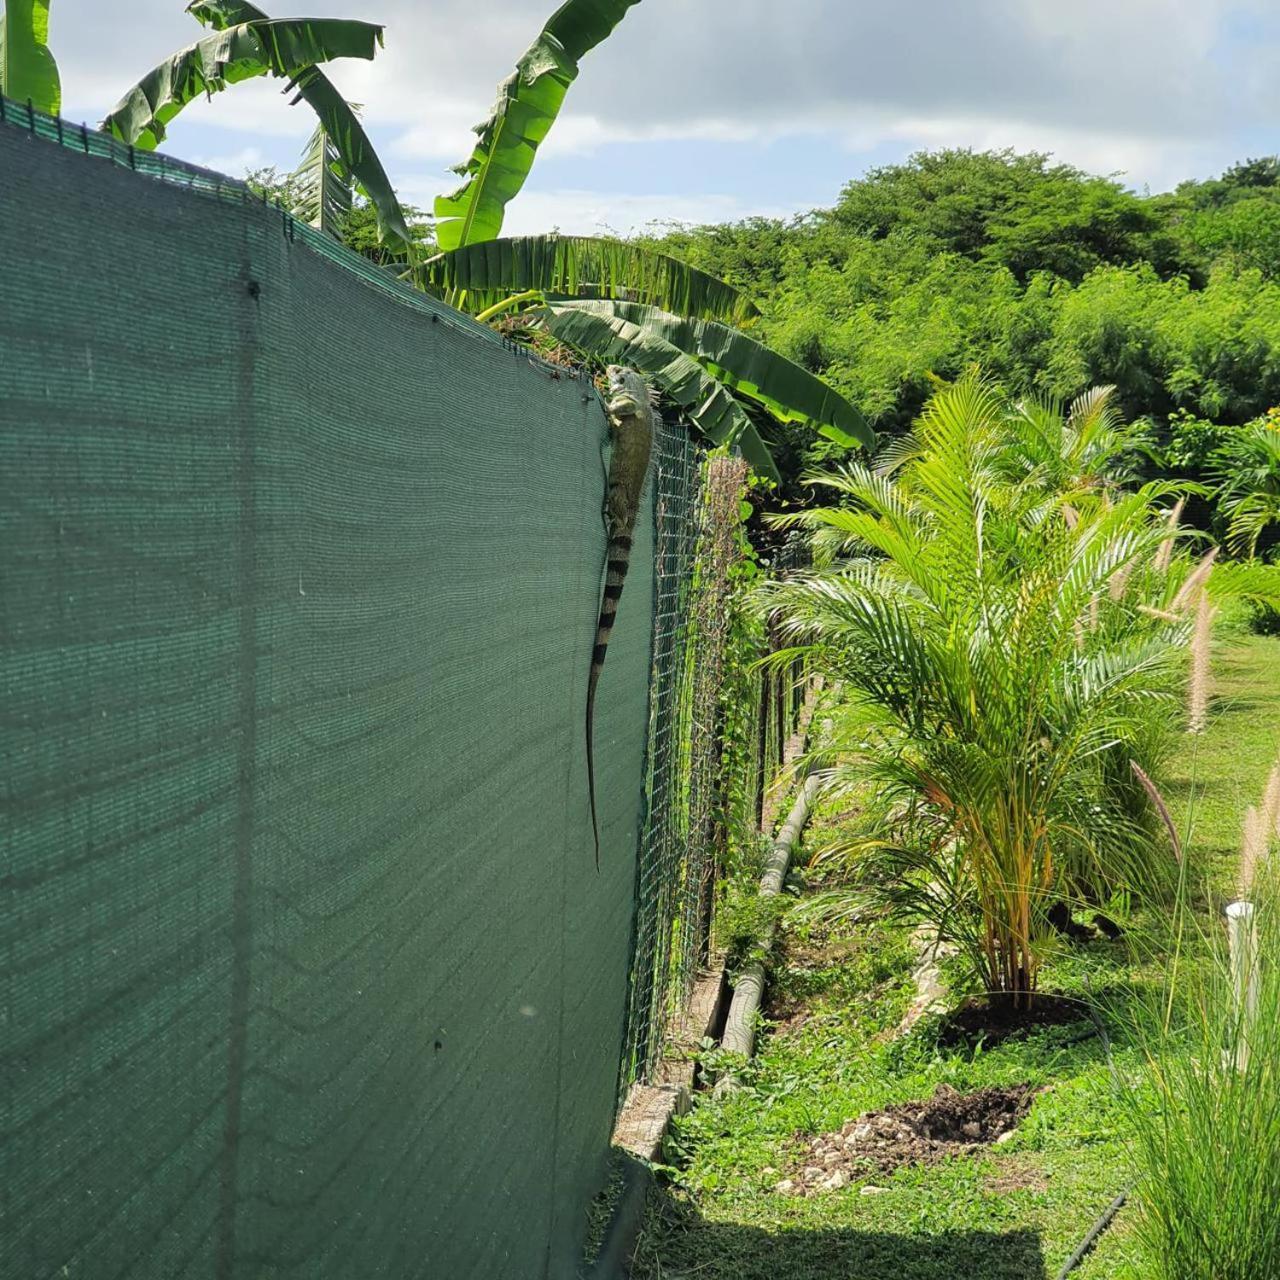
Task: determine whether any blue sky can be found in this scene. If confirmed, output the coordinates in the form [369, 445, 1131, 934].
[46, 0, 1280, 235]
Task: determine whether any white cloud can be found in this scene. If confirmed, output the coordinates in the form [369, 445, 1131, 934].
[45, 0, 1280, 211]
[461, 188, 795, 237]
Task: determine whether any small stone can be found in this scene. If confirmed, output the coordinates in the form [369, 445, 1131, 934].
[823, 1150, 842, 1168]
[802, 1165, 824, 1182]
[761, 1166, 778, 1177]
[819, 1169, 848, 1191]
[851, 1123, 873, 1142]
[961, 1122, 981, 1140]
[995, 1130, 1018, 1145]
[860, 1184, 890, 1195]
[774, 1179, 798, 1195]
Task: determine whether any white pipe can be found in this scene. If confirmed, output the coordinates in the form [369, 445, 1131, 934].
[719, 772, 821, 1061]
[1225, 900, 1259, 1073]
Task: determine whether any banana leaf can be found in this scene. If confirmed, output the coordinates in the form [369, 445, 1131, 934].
[108, 1, 410, 244]
[0, 0, 61, 114]
[420, 235, 759, 326]
[555, 299, 875, 449]
[101, 18, 380, 149]
[544, 305, 781, 483]
[292, 122, 352, 238]
[434, 0, 641, 250]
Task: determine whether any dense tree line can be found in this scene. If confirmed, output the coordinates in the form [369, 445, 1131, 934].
[643, 150, 1280, 495]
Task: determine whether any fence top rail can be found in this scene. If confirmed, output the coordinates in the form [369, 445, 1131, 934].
[0, 93, 603, 403]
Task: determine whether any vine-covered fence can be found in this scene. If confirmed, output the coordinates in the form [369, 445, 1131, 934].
[620, 445, 811, 1090]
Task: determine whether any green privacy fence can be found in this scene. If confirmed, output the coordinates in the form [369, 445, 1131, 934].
[0, 101, 683, 1279]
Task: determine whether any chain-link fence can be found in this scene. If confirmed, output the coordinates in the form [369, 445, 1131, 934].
[620, 435, 809, 1088]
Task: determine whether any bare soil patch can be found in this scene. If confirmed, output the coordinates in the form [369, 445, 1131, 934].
[935, 992, 1089, 1048]
[984, 1156, 1051, 1196]
[776, 1083, 1040, 1195]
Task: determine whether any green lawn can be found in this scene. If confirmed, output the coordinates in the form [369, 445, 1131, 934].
[630, 634, 1280, 1280]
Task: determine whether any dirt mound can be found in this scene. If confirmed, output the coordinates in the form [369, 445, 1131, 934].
[777, 1083, 1040, 1195]
[935, 993, 1090, 1048]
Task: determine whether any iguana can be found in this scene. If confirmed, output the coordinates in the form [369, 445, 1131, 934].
[586, 364, 655, 865]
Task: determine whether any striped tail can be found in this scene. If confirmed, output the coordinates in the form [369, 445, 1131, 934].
[586, 530, 633, 867]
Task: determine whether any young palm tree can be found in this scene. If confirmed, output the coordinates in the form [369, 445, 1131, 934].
[1209, 414, 1280, 555]
[766, 374, 1187, 1007]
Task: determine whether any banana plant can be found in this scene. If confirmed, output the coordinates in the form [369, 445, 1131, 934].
[434, 0, 641, 251]
[544, 304, 782, 482]
[0, 0, 60, 113]
[418, 233, 759, 326]
[102, 1, 410, 246]
[550, 299, 875, 451]
[290, 122, 352, 237]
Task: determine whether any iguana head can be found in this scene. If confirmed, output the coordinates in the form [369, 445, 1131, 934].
[606, 364, 649, 418]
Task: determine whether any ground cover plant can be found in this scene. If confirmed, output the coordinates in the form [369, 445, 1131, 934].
[631, 633, 1280, 1280]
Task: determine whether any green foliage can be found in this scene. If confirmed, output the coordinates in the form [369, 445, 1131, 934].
[551, 299, 875, 450]
[100, 15, 383, 149]
[765, 375, 1185, 1002]
[1163, 408, 1230, 473]
[154, 1, 407, 244]
[831, 149, 1177, 283]
[291, 122, 352, 238]
[420, 233, 760, 325]
[1119, 870, 1280, 1278]
[433, 0, 641, 250]
[543, 304, 781, 481]
[0, 0, 60, 113]
[643, 149, 1280, 498]
[1209, 413, 1280, 555]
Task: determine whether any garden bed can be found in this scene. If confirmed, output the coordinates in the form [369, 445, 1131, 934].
[629, 634, 1280, 1280]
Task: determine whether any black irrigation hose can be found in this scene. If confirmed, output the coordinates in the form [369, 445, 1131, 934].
[1054, 993, 1133, 1279]
[1054, 1187, 1131, 1280]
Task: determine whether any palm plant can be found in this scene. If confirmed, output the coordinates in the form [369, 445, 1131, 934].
[766, 374, 1188, 1006]
[1209, 413, 1280, 555]
[999, 384, 1153, 496]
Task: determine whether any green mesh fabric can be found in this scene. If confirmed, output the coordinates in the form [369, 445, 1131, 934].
[0, 104, 659, 1279]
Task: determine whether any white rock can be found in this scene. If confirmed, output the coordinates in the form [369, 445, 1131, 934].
[995, 1130, 1018, 1145]
[761, 1166, 778, 1176]
[774, 1179, 798, 1195]
[819, 1170, 848, 1191]
[802, 1165, 824, 1182]
[823, 1151, 842, 1168]
[860, 1184, 890, 1196]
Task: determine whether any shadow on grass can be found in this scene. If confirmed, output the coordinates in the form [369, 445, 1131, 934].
[634, 1198, 1044, 1280]
[632, 1187, 1047, 1280]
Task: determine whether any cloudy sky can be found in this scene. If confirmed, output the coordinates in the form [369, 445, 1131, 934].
[47, 1, 1280, 234]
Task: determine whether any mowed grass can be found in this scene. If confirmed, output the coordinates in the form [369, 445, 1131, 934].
[629, 635, 1280, 1280]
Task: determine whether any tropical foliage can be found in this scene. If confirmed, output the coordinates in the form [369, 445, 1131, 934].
[0, 0, 58, 112]
[644, 149, 1280, 498]
[434, 0, 641, 250]
[765, 376, 1196, 1004]
[1208, 411, 1280, 555]
[110, 0, 412, 245]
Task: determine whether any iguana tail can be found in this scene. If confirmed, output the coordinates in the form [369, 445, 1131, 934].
[585, 528, 634, 867]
